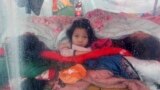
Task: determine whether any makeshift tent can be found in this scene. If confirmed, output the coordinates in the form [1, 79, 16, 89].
[0, 0, 160, 90]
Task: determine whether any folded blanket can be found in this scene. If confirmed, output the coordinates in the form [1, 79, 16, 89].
[84, 70, 149, 90]
[53, 70, 149, 90]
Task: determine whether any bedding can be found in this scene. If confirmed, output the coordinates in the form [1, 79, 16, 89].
[1, 9, 160, 90]
[84, 55, 140, 80]
[125, 57, 160, 90]
[52, 70, 149, 90]
[1, 9, 160, 49]
[0, 33, 145, 90]
[142, 14, 160, 25]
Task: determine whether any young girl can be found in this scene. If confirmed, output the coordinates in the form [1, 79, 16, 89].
[42, 18, 98, 90]
[59, 18, 97, 56]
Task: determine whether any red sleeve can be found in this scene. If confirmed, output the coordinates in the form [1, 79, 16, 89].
[91, 38, 112, 50]
[41, 47, 132, 63]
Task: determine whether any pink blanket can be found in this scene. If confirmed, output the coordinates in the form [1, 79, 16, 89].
[32, 9, 113, 33]
[142, 14, 160, 25]
[53, 70, 149, 90]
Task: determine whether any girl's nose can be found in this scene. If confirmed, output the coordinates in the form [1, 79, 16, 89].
[78, 37, 83, 42]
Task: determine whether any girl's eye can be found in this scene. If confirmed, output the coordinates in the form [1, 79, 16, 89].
[74, 35, 79, 37]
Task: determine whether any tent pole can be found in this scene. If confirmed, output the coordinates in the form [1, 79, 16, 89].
[153, 0, 158, 16]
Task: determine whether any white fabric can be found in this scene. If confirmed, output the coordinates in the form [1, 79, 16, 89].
[40, 0, 52, 16]
[96, 17, 160, 39]
[1, 18, 56, 49]
[55, 29, 68, 48]
[1, 16, 160, 50]
[126, 56, 160, 90]
[82, 0, 160, 14]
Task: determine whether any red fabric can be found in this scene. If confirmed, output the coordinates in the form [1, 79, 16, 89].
[0, 48, 5, 56]
[41, 47, 132, 63]
[0, 85, 10, 90]
[36, 68, 55, 80]
[48, 69, 56, 80]
[91, 38, 113, 50]
[52, 0, 58, 12]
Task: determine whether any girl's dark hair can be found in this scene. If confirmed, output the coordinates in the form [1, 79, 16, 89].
[112, 33, 160, 60]
[66, 18, 97, 47]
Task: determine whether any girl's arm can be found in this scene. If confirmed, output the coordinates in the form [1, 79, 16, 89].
[72, 45, 92, 55]
[61, 49, 91, 56]
[74, 50, 91, 56]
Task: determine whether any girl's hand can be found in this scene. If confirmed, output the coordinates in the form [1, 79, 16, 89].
[60, 49, 74, 57]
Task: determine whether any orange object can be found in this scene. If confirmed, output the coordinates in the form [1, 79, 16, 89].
[59, 64, 86, 84]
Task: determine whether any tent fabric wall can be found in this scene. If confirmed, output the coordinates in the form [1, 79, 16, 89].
[0, 0, 160, 90]
[82, 0, 160, 14]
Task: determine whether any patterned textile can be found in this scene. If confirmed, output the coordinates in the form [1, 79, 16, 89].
[84, 55, 140, 80]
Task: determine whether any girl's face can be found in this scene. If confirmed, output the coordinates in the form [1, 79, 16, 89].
[72, 28, 88, 47]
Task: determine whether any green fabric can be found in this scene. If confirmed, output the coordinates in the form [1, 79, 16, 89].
[54, 7, 74, 16]
[20, 60, 52, 78]
[0, 56, 54, 86]
[0, 57, 8, 86]
[0, 55, 61, 87]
